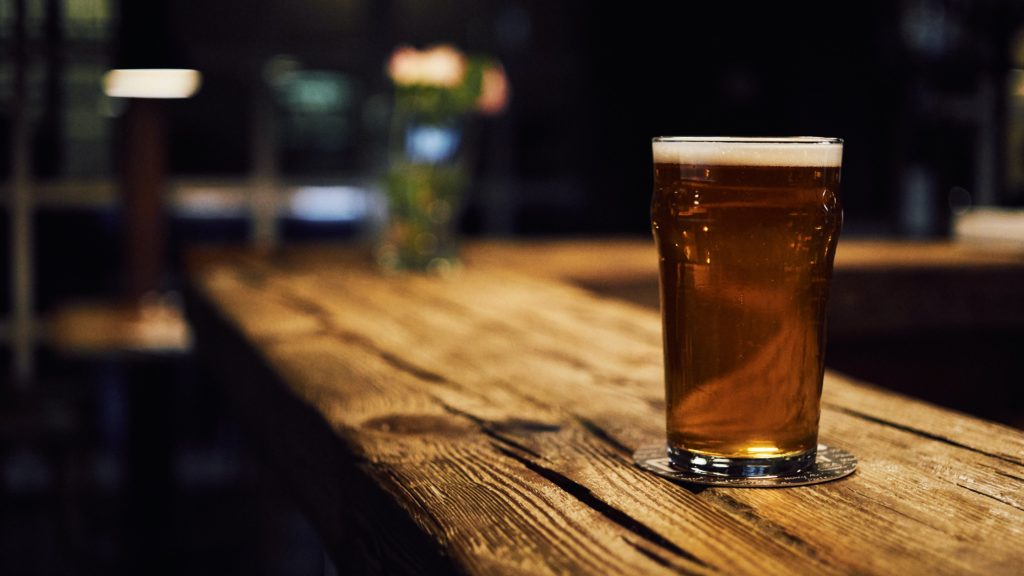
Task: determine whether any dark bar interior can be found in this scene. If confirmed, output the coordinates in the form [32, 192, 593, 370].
[2, 1, 1023, 574]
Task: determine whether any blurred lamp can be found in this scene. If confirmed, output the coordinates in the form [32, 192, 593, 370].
[102, 68, 202, 99]
[102, 67, 201, 301]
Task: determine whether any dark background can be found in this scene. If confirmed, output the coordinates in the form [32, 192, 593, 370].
[2, 1, 1024, 574]
[8, 1, 1023, 242]
[150, 0, 1021, 234]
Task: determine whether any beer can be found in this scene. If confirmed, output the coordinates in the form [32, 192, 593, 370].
[651, 137, 842, 477]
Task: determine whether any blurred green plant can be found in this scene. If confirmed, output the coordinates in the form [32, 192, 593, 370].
[387, 44, 507, 120]
[377, 45, 508, 273]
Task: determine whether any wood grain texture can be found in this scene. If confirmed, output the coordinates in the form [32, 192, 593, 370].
[187, 243, 1024, 575]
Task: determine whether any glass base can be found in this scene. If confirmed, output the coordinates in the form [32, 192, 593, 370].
[376, 248, 461, 276]
[635, 443, 856, 487]
[667, 446, 816, 478]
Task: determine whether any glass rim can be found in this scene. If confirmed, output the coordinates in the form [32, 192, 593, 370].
[652, 136, 842, 144]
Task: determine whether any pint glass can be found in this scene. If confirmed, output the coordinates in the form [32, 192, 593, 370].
[651, 137, 842, 477]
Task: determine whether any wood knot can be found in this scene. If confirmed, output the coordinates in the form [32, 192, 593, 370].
[361, 414, 472, 436]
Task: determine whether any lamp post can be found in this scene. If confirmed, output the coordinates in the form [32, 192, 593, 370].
[101, 69, 201, 301]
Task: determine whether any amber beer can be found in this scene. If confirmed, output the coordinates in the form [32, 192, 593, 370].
[651, 137, 842, 477]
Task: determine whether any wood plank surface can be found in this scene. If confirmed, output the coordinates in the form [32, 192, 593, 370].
[464, 239, 1024, 334]
[187, 243, 1024, 575]
[48, 299, 192, 356]
[465, 237, 1024, 280]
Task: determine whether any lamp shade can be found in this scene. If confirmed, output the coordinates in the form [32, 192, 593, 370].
[102, 68, 202, 99]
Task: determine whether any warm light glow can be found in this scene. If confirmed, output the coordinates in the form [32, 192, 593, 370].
[477, 64, 509, 115]
[388, 45, 465, 88]
[102, 69, 202, 99]
[746, 446, 781, 454]
[1015, 69, 1024, 97]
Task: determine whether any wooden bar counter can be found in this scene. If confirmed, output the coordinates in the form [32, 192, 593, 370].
[187, 240, 1024, 574]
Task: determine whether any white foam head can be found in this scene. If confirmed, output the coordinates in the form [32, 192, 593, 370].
[652, 137, 842, 167]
